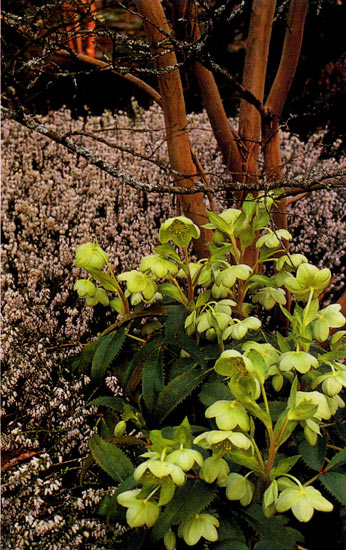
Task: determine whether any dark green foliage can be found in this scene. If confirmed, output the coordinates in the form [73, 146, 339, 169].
[151, 480, 217, 542]
[88, 434, 133, 483]
[91, 328, 126, 382]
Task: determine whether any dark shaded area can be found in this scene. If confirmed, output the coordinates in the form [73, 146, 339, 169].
[2, 0, 345, 154]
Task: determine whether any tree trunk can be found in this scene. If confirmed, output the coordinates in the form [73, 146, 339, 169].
[135, 0, 211, 257]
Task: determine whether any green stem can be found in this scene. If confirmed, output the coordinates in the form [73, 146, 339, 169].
[168, 274, 189, 308]
[183, 246, 194, 303]
[105, 258, 130, 315]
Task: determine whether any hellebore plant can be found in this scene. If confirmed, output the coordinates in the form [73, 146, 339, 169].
[71, 194, 346, 550]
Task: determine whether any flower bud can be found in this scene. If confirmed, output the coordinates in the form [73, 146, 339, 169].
[75, 243, 108, 270]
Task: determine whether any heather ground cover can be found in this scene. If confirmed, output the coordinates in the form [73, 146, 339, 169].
[1, 104, 345, 549]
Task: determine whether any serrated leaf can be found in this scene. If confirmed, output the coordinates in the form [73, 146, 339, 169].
[164, 305, 186, 341]
[247, 274, 273, 287]
[318, 351, 346, 362]
[91, 328, 126, 382]
[276, 332, 291, 353]
[123, 338, 160, 389]
[71, 339, 99, 375]
[88, 395, 124, 411]
[243, 504, 304, 549]
[174, 333, 206, 367]
[227, 449, 264, 475]
[142, 348, 164, 416]
[97, 494, 120, 521]
[158, 283, 186, 304]
[298, 436, 327, 471]
[88, 434, 133, 482]
[87, 268, 118, 291]
[271, 455, 300, 479]
[80, 453, 95, 485]
[327, 447, 346, 470]
[207, 211, 233, 234]
[151, 480, 216, 542]
[198, 380, 234, 407]
[156, 366, 210, 422]
[196, 289, 211, 308]
[318, 471, 346, 506]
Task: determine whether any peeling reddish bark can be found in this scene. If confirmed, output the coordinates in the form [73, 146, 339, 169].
[135, 0, 211, 257]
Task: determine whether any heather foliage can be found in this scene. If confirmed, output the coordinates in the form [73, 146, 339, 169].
[1, 105, 345, 549]
[72, 199, 346, 549]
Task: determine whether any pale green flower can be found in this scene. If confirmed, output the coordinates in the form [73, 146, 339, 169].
[293, 391, 332, 421]
[178, 513, 219, 546]
[256, 229, 292, 249]
[279, 351, 319, 374]
[205, 400, 250, 431]
[311, 304, 346, 342]
[252, 286, 286, 310]
[134, 453, 185, 486]
[193, 430, 252, 451]
[75, 242, 108, 270]
[242, 341, 280, 367]
[159, 216, 200, 247]
[263, 480, 278, 518]
[164, 529, 176, 550]
[216, 265, 252, 289]
[74, 279, 96, 298]
[199, 456, 230, 484]
[166, 446, 204, 471]
[85, 287, 109, 306]
[117, 489, 161, 528]
[214, 350, 254, 378]
[314, 363, 346, 396]
[223, 317, 261, 340]
[275, 253, 308, 272]
[284, 264, 331, 301]
[276, 484, 333, 522]
[140, 254, 178, 277]
[118, 270, 157, 300]
[225, 473, 254, 506]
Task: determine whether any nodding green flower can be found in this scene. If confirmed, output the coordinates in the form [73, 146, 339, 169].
[75, 242, 108, 270]
[292, 391, 332, 421]
[193, 430, 253, 452]
[311, 304, 346, 342]
[284, 263, 331, 301]
[330, 330, 346, 351]
[74, 279, 96, 298]
[140, 254, 178, 278]
[256, 229, 292, 249]
[242, 341, 280, 367]
[165, 446, 204, 471]
[275, 253, 308, 272]
[223, 317, 261, 340]
[263, 480, 279, 518]
[164, 529, 176, 550]
[117, 489, 161, 528]
[134, 452, 185, 486]
[225, 473, 255, 506]
[252, 286, 286, 310]
[214, 350, 254, 378]
[216, 265, 253, 289]
[85, 287, 109, 306]
[118, 270, 157, 300]
[276, 484, 333, 522]
[199, 455, 230, 485]
[313, 363, 346, 396]
[205, 400, 250, 431]
[159, 216, 200, 248]
[279, 351, 319, 374]
[197, 310, 230, 334]
[178, 513, 219, 546]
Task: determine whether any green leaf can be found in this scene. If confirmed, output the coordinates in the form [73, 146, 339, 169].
[174, 332, 206, 367]
[158, 283, 186, 304]
[156, 366, 210, 422]
[318, 351, 346, 362]
[207, 211, 233, 234]
[298, 436, 327, 471]
[247, 274, 273, 287]
[253, 211, 270, 231]
[87, 268, 118, 291]
[276, 332, 291, 353]
[123, 338, 160, 389]
[164, 305, 186, 341]
[151, 480, 217, 542]
[227, 449, 264, 475]
[88, 395, 124, 411]
[318, 471, 346, 506]
[97, 494, 121, 521]
[213, 542, 249, 550]
[116, 529, 147, 550]
[198, 380, 233, 407]
[71, 339, 99, 375]
[88, 434, 133, 482]
[327, 447, 346, 471]
[91, 328, 126, 382]
[142, 348, 164, 416]
[270, 455, 301, 479]
[242, 504, 304, 549]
